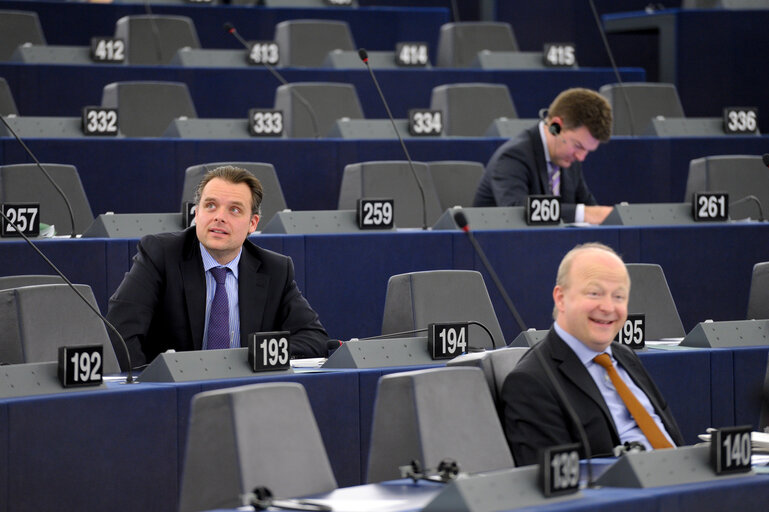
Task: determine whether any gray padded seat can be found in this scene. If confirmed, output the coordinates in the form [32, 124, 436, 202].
[0, 10, 46, 61]
[0, 284, 120, 373]
[599, 82, 685, 136]
[436, 22, 518, 68]
[430, 83, 517, 136]
[447, 346, 530, 403]
[263, 0, 358, 5]
[338, 160, 443, 228]
[114, 15, 200, 65]
[274, 82, 363, 138]
[0, 163, 94, 236]
[626, 263, 685, 340]
[428, 161, 485, 209]
[0, 77, 18, 115]
[366, 367, 514, 483]
[684, 155, 769, 221]
[101, 81, 197, 137]
[273, 19, 355, 67]
[181, 162, 288, 226]
[381, 270, 505, 349]
[684, 0, 769, 7]
[0, 275, 65, 291]
[747, 262, 769, 320]
[179, 382, 337, 512]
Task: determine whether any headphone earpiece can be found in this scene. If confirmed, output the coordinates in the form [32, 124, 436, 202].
[549, 122, 561, 136]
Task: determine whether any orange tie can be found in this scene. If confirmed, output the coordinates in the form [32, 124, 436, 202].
[593, 353, 673, 450]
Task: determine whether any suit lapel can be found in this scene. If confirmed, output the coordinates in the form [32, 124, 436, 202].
[181, 236, 206, 351]
[237, 245, 269, 347]
[529, 125, 552, 194]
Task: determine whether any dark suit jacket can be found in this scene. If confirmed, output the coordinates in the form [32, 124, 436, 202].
[106, 227, 328, 370]
[473, 124, 598, 222]
[500, 328, 684, 466]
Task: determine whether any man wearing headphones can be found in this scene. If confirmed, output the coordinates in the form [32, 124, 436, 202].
[473, 88, 614, 224]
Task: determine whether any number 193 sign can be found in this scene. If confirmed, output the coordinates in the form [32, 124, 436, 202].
[248, 331, 291, 372]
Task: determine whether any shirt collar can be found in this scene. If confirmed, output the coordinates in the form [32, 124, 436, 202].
[538, 120, 555, 167]
[553, 320, 613, 365]
[199, 243, 241, 278]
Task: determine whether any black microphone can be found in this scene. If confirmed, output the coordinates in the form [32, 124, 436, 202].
[453, 210, 597, 485]
[0, 114, 77, 238]
[762, 153, 769, 168]
[224, 22, 320, 139]
[0, 207, 135, 383]
[587, 0, 637, 135]
[453, 211, 527, 333]
[358, 48, 429, 230]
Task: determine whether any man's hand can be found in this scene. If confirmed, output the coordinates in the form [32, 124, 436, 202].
[584, 205, 613, 225]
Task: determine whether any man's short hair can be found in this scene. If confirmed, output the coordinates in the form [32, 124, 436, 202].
[194, 166, 263, 216]
[552, 242, 629, 319]
[547, 88, 612, 143]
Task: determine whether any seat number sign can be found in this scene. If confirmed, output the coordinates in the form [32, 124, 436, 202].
[1, 203, 40, 237]
[543, 43, 576, 67]
[428, 322, 468, 359]
[540, 443, 580, 497]
[395, 42, 429, 67]
[408, 109, 442, 136]
[90, 37, 125, 63]
[58, 345, 103, 387]
[357, 198, 394, 229]
[615, 314, 645, 349]
[711, 425, 752, 475]
[526, 195, 561, 225]
[693, 192, 728, 222]
[247, 41, 279, 65]
[82, 107, 119, 136]
[723, 107, 758, 134]
[248, 331, 290, 371]
[248, 109, 283, 137]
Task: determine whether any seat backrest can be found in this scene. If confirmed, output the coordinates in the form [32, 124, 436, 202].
[0, 275, 65, 291]
[684, 155, 769, 220]
[263, 0, 358, 5]
[0, 163, 94, 235]
[381, 270, 505, 349]
[446, 346, 530, 403]
[430, 83, 517, 136]
[436, 22, 518, 68]
[274, 82, 363, 138]
[684, 0, 769, 7]
[273, 19, 355, 67]
[114, 15, 200, 65]
[748, 262, 769, 320]
[366, 366, 514, 483]
[428, 161, 485, 209]
[337, 160, 443, 228]
[0, 284, 120, 373]
[179, 382, 337, 512]
[0, 77, 18, 115]
[102, 81, 197, 137]
[181, 162, 288, 226]
[0, 10, 46, 61]
[626, 263, 685, 340]
[599, 82, 685, 136]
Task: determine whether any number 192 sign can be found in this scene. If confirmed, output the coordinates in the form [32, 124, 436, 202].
[248, 331, 290, 372]
[58, 345, 103, 388]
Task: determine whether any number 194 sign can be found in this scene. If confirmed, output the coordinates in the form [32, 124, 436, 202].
[428, 322, 468, 359]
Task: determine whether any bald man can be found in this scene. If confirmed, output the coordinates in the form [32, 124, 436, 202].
[501, 243, 683, 466]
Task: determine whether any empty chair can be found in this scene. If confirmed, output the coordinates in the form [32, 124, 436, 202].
[447, 346, 530, 404]
[0, 275, 65, 291]
[381, 270, 505, 349]
[0, 77, 18, 115]
[430, 83, 517, 136]
[366, 367, 514, 483]
[179, 382, 337, 512]
[684, 155, 769, 220]
[337, 160, 443, 228]
[273, 19, 355, 67]
[748, 262, 769, 319]
[626, 263, 685, 340]
[0, 284, 120, 373]
[101, 81, 197, 137]
[599, 82, 685, 136]
[0, 163, 94, 236]
[436, 22, 518, 68]
[181, 162, 288, 226]
[0, 10, 46, 61]
[428, 161, 484, 209]
[275, 82, 363, 138]
[114, 15, 200, 65]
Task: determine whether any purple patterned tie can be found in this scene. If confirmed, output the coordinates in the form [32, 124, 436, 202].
[207, 267, 230, 350]
[549, 162, 561, 196]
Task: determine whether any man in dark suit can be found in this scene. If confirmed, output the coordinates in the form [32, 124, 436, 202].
[106, 166, 328, 370]
[474, 88, 614, 224]
[501, 243, 683, 466]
